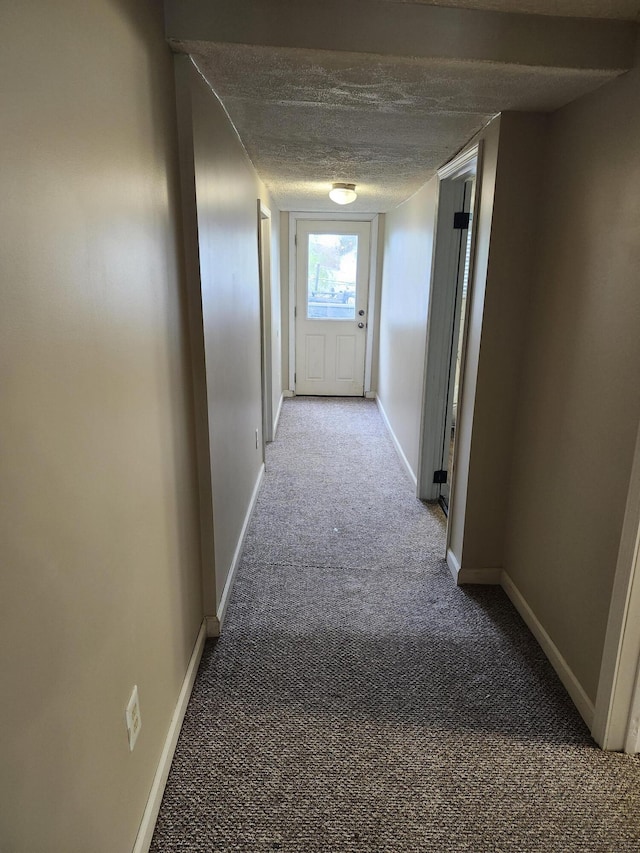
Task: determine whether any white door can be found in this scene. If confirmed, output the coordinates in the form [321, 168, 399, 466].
[295, 220, 370, 396]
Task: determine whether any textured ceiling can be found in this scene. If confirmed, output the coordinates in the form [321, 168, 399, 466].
[385, 0, 640, 19]
[187, 42, 620, 211]
[169, 0, 639, 211]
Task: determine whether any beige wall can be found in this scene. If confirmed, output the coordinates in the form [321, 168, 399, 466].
[177, 62, 281, 615]
[377, 180, 438, 477]
[0, 2, 203, 851]
[504, 66, 640, 702]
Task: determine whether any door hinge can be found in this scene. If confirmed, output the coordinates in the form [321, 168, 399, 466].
[294, 372, 297, 383]
[433, 469, 448, 484]
[294, 234, 297, 246]
[453, 211, 470, 230]
[294, 306, 297, 318]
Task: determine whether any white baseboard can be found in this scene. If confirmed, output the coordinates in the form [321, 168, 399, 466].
[375, 396, 417, 487]
[216, 463, 265, 632]
[283, 389, 294, 398]
[365, 391, 376, 399]
[132, 619, 206, 853]
[205, 615, 220, 638]
[273, 392, 285, 437]
[446, 548, 461, 582]
[447, 549, 501, 585]
[447, 556, 595, 730]
[500, 570, 595, 729]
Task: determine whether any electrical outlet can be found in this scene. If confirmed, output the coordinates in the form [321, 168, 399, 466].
[255, 428, 259, 449]
[125, 685, 142, 752]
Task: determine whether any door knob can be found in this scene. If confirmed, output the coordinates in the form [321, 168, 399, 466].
[358, 309, 365, 316]
[358, 322, 365, 329]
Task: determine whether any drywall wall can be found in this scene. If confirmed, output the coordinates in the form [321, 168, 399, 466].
[0, 1, 203, 851]
[504, 65, 640, 702]
[377, 180, 438, 477]
[176, 60, 281, 617]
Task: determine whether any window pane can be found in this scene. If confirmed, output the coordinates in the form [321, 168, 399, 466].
[307, 233, 358, 320]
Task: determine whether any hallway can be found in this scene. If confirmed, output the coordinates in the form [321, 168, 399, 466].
[150, 399, 640, 852]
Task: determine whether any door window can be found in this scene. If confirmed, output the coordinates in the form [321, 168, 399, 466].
[306, 233, 358, 320]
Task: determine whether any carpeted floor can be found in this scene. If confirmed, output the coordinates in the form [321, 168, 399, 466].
[151, 397, 640, 852]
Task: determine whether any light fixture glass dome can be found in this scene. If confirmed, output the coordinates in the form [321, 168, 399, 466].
[329, 182, 357, 205]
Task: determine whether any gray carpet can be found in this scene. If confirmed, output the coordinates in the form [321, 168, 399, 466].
[151, 397, 640, 852]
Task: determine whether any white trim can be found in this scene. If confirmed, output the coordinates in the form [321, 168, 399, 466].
[205, 615, 220, 638]
[444, 145, 484, 560]
[417, 178, 466, 501]
[365, 391, 376, 399]
[501, 570, 595, 729]
[624, 660, 640, 753]
[132, 620, 206, 853]
[417, 142, 482, 507]
[273, 392, 285, 437]
[282, 389, 294, 398]
[288, 217, 296, 391]
[257, 199, 273, 446]
[446, 548, 461, 582]
[216, 463, 265, 631]
[446, 551, 500, 585]
[293, 219, 372, 397]
[376, 396, 417, 487]
[364, 214, 380, 395]
[593, 418, 640, 750]
[447, 556, 596, 730]
[438, 145, 481, 181]
[288, 211, 381, 394]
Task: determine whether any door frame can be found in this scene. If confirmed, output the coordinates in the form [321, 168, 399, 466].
[288, 211, 380, 396]
[257, 200, 273, 446]
[593, 416, 640, 751]
[437, 178, 474, 513]
[417, 145, 482, 515]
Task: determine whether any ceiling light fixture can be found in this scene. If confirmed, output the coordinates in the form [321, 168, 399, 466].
[329, 182, 357, 205]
